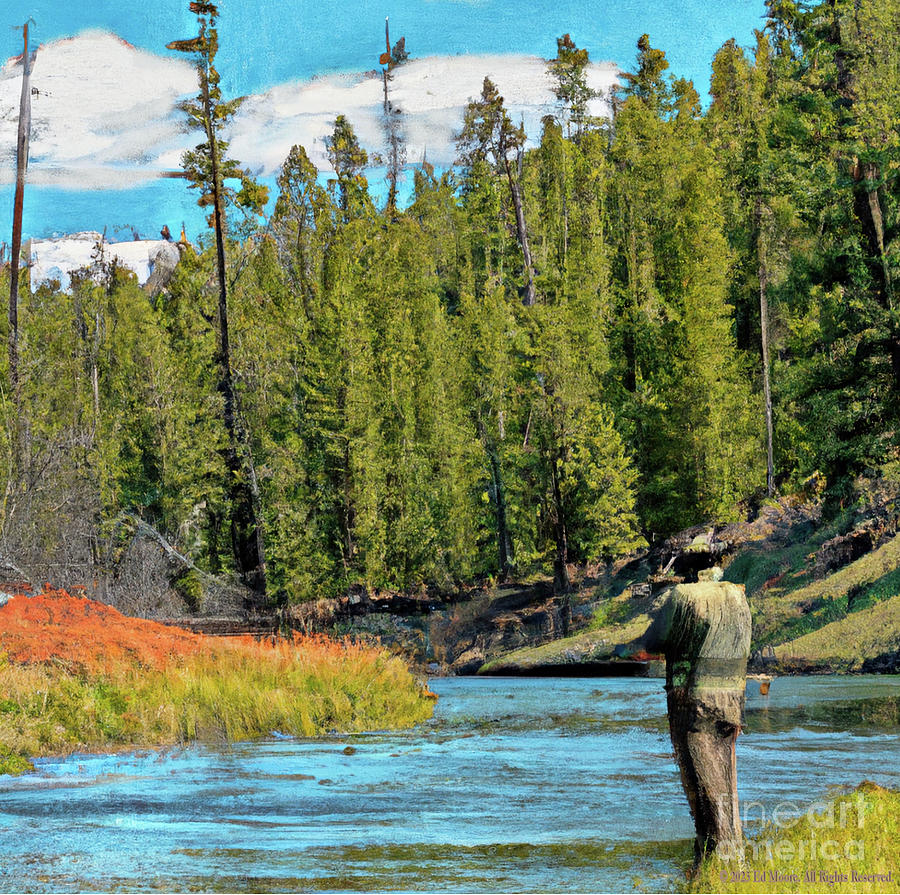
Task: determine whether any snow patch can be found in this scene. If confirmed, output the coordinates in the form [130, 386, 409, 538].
[29, 231, 177, 292]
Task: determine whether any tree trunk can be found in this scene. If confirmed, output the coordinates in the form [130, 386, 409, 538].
[860, 164, 899, 394]
[644, 581, 752, 866]
[382, 18, 400, 214]
[9, 23, 32, 418]
[203, 70, 267, 596]
[856, 162, 894, 309]
[756, 200, 775, 497]
[549, 445, 570, 591]
[503, 154, 537, 306]
[854, 166, 899, 393]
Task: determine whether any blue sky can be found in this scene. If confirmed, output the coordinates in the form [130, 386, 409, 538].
[1, 0, 767, 240]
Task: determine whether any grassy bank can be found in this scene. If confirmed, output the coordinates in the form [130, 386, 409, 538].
[774, 592, 900, 668]
[752, 534, 900, 651]
[690, 783, 900, 894]
[0, 590, 434, 774]
[478, 585, 664, 673]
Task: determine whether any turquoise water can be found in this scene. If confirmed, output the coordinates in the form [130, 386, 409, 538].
[1, 675, 898, 893]
[2, 0, 766, 240]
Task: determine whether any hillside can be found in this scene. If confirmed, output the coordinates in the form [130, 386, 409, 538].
[775, 593, 900, 669]
[476, 480, 900, 675]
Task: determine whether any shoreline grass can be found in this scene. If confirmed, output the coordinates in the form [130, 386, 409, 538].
[690, 783, 900, 894]
[0, 590, 435, 774]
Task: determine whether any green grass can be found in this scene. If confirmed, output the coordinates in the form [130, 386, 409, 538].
[586, 593, 635, 631]
[777, 591, 900, 666]
[0, 641, 435, 773]
[764, 564, 900, 648]
[0, 744, 34, 775]
[750, 533, 900, 651]
[690, 784, 900, 894]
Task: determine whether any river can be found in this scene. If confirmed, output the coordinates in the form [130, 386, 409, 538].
[1, 675, 898, 893]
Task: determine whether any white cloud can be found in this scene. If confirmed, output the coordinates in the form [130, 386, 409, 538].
[227, 54, 617, 174]
[0, 31, 618, 189]
[0, 32, 197, 186]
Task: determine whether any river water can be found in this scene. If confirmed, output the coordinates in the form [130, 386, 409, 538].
[2, 675, 899, 893]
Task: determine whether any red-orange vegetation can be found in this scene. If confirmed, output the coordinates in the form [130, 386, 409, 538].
[631, 650, 663, 662]
[0, 588, 359, 674]
[0, 589, 206, 672]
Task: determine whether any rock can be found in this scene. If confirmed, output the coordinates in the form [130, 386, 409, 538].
[749, 645, 777, 670]
[450, 647, 486, 675]
[814, 527, 874, 576]
[685, 533, 714, 553]
[697, 565, 724, 582]
[861, 650, 900, 673]
[142, 242, 182, 297]
[670, 532, 730, 582]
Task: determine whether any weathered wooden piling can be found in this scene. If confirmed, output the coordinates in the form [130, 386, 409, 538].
[644, 581, 752, 865]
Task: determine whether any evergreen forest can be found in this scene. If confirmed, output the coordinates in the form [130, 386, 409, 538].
[2, 0, 898, 611]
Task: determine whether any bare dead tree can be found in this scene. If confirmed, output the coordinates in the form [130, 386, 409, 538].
[9, 21, 34, 420]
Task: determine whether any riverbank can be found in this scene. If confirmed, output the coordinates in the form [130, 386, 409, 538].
[463, 484, 900, 676]
[0, 589, 434, 775]
[691, 783, 900, 894]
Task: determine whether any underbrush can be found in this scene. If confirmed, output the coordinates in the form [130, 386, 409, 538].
[0, 590, 434, 773]
[690, 784, 900, 894]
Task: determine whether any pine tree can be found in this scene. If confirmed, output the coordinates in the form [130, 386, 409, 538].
[609, 35, 761, 532]
[548, 34, 596, 140]
[167, 1, 269, 593]
[760, 0, 900, 489]
[325, 115, 372, 218]
[458, 78, 537, 306]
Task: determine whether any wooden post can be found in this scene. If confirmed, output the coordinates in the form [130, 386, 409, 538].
[645, 581, 752, 866]
[9, 22, 33, 406]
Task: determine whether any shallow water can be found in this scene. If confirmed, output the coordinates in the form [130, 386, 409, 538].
[1, 675, 899, 893]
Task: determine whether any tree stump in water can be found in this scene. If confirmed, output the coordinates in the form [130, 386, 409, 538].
[645, 581, 751, 866]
